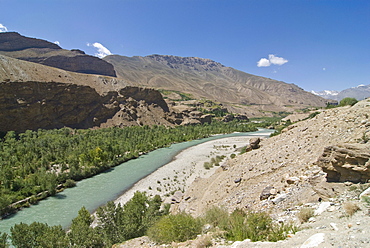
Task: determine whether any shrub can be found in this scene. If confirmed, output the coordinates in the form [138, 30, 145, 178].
[203, 162, 212, 170]
[343, 201, 360, 216]
[148, 212, 202, 244]
[202, 206, 229, 230]
[202, 207, 298, 242]
[297, 207, 314, 223]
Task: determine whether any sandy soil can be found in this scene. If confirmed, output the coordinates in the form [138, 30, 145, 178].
[114, 132, 271, 206]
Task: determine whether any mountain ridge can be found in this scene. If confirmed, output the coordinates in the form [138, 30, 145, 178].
[104, 54, 329, 116]
[0, 32, 116, 77]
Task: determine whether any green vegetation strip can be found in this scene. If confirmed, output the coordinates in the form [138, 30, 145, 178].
[0, 121, 261, 216]
[0, 193, 298, 247]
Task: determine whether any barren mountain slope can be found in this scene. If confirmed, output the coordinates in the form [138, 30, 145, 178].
[104, 54, 328, 116]
[0, 54, 123, 94]
[175, 99, 370, 216]
[0, 32, 116, 77]
[0, 55, 176, 132]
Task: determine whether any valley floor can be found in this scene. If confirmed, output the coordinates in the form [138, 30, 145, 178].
[114, 132, 271, 207]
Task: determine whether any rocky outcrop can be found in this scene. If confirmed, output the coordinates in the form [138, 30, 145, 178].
[316, 143, 370, 183]
[0, 32, 116, 77]
[0, 81, 173, 133]
[119, 86, 169, 112]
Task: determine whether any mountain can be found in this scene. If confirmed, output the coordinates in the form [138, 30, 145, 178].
[337, 84, 370, 101]
[0, 32, 116, 77]
[104, 54, 329, 116]
[312, 84, 370, 101]
[310, 90, 339, 99]
[0, 54, 218, 133]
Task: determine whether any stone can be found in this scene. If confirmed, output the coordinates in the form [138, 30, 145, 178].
[260, 186, 274, 200]
[249, 138, 261, 149]
[271, 193, 288, 204]
[287, 177, 300, 184]
[234, 178, 242, 183]
[359, 187, 370, 199]
[330, 222, 339, 231]
[171, 191, 183, 203]
[300, 233, 325, 248]
[314, 202, 331, 215]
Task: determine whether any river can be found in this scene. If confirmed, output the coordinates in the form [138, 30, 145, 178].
[0, 129, 274, 234]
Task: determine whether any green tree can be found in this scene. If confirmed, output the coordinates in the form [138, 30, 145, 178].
[95, 201, 125, 247]
[122, 191, 150, 239]
[0, 232, 8, 248]
[68, 206, 104, 247]
[339, 97, 358, 106]
[10, 222, 68, 248]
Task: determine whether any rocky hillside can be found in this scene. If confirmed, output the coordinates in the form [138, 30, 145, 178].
[0, 54, 213, 133]
[0, 32, 116, 77]
[104, 54, 329, 116]
[167, 99, 370, 247]
[176, 100, 370, 215]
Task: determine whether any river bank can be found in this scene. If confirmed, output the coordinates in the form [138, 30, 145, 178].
[115, 131, 273, 206]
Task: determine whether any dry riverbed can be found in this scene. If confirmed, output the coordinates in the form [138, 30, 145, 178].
[115, 133, 270, 206]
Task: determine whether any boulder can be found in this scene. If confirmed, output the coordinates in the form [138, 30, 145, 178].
[171, 191, 183, 203]
[271, 193, 288, 204]
[260, 186, 276, 200]
[286, 176, 300, 185]
[316, 143, 370, 183]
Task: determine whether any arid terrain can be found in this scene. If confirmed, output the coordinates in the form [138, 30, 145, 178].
[116, 99, 370, 247]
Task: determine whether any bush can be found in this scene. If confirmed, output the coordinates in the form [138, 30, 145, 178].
[202, 206, 229, 230]
[297, 207, 314, 223]
[148, 212, 202, 244]
[343, 201, 360, 216]
[202, 207, 298, 242]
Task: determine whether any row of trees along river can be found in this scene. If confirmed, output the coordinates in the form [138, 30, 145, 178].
[0, 120, 272, 217]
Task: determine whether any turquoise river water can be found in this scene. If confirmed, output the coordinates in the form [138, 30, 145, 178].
[0, 129, 273, 234]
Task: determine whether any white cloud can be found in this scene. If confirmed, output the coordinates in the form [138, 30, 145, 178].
[257, 54, 288, 67]
[87, 42, 112, 58]
[54, 41, 60, 46]
[0, 24, 8, 32]
[257, 58, 271, 67]
[268, 54, 288, 65]
[322, 67, 326, 71]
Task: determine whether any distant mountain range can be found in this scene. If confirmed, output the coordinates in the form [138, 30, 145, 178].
[312, 84, 370, 101]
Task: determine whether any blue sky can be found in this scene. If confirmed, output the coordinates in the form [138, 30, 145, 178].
[1, 0, 369, 92]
